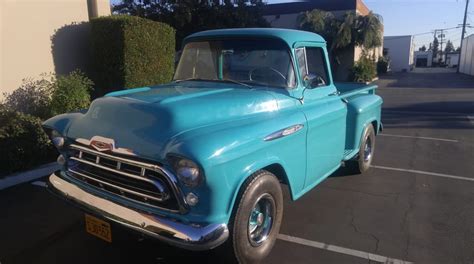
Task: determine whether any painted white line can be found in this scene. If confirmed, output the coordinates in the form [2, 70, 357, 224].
[0, 163, 59, 190]
[278, 234, 413, 264]
[371, 165, 473, 182]
[380, 133, 459, 143]
[31, 181, 48, 188]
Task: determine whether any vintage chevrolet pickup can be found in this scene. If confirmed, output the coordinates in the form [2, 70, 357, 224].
[44, 28, 382, 263]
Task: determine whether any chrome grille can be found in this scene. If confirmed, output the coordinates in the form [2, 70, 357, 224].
[66, 144, 181, 211]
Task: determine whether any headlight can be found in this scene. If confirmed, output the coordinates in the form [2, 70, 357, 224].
[170, 157, 203, 188]
[50, 130, 65, 149]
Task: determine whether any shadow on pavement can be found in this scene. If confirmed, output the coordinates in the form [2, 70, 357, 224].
[376, 72, 474, 89]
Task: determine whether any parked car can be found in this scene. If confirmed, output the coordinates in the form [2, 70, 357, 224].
[44, 28, 383, 263]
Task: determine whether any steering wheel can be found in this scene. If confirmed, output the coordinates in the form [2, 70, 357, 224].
[249, 67, 287, 84]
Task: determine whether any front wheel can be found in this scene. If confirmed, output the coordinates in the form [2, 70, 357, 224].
[349, 125, 376, 174]
[226, 170, 283, 264]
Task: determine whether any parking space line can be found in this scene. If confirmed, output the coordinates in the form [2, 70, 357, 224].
[371, 165, 473, 182]
[278, 234, 413, 264]
[380, 133, 459, 143]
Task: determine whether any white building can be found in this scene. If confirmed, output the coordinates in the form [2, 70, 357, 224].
[445, 52, 460, 68]
[383, 35, 415, 72]
[459, 34, 474, 76]
[414, 51, 433, 68]
[0, 0, 111, 99]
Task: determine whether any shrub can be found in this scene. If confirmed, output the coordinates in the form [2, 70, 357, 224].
[0, 106, 56, 177]
[351, 56, 377, 82]
[377, 57, 389, 74]
[1, 74, 54, 119]
[50, 70, 94, 115]
[90, 15, 175, 96]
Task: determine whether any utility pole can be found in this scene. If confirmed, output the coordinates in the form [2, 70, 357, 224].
[438, 29, 445, 64]
[457, 0, 470, 73]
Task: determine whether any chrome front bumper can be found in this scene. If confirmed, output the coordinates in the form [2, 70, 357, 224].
[47, 172, 229, 251]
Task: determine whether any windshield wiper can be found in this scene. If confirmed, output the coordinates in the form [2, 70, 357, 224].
[215, 79, 252, 88]
[173, 78, 252, 88]
[173, 78, 208, 83]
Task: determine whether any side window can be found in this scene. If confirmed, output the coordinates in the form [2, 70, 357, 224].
[305, 47, 330, 85]
[295, 48, 308, 78]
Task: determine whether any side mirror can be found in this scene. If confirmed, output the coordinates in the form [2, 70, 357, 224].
[303, 73, 326, 89]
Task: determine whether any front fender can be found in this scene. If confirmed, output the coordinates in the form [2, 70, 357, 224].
[167, 110, 307, 224]
[42, 112, 84, 136]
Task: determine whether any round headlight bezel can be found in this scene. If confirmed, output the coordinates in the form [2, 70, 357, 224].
[48, 130, 65, 149]
[168, 156, 204, 188]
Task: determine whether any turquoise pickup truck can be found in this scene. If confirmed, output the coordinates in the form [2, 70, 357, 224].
[44, 28, 382, 263]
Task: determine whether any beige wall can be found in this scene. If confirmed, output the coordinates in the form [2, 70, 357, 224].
[0, 0, 110, 99]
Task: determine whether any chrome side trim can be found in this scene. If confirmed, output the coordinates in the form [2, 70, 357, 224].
[69, 168, 167, 202]
[264, 124, 304, 141]
[48, 172, 229, 251]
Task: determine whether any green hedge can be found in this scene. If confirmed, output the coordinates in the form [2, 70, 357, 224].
[0, 106, 56, 177]
[377, 57, 389, 74]
[90, 15, 175, 96]
[351, 56, 377, 83]
[50, 70, 94, 115]
[1, 71, 93, 177]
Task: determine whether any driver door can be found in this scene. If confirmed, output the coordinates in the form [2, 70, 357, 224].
[296, 45, 347, 188]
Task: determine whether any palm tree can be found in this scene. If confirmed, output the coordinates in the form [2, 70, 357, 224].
[298, 10, 383, 71]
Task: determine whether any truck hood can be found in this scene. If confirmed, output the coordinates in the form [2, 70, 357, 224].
[66, 82, 280, 159]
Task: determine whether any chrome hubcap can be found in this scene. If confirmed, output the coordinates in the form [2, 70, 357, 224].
[248, 194, 274, 246]
[363, 137, 372, 162]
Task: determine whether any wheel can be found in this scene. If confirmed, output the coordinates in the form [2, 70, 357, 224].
[349, 125, 376, 174]
[225, 170, 283, 264]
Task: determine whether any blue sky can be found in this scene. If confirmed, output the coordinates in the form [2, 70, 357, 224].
[110, 0, 473, 49]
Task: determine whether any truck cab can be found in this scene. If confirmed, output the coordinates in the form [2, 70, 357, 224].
[44, 28, 382, 263]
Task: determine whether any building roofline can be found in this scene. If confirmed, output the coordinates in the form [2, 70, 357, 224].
[262, 0, 358, 16]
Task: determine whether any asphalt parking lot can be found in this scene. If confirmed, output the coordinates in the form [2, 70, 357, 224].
[1, 69, 473, 264]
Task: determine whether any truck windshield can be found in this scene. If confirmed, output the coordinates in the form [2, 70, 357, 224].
[174, 39, 296, 89]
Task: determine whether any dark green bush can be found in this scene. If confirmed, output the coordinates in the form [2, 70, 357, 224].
[50, 70, 94, 115]
[377, 57, 389, 74]
[351, 56, 377, 82]
[0, 106, 56, 177]
[2, 75, 54, 119]
[90, 15, 175, 96]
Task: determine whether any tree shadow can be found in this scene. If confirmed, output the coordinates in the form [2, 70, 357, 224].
[383, 101, 474, 129]
[51, 22, 91, 76]
[376, 72, 474, 89]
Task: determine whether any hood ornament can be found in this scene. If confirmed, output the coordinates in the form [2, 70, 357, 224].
[90, 136, 114, 152]
[76, 136, 136, 156]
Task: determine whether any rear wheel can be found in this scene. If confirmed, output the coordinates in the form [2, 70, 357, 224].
[224, 170, 283, 264]
[349, 125, 375, 174]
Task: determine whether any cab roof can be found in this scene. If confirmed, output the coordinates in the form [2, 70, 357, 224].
[184, 28, 326, 48]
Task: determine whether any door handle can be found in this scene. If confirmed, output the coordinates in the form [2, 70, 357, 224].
[328, 91, 340, 96]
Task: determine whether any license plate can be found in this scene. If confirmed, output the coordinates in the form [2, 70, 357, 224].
[85, 214, 112, 242]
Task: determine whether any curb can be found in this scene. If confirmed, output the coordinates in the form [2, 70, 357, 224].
[0, 162, 59, 190]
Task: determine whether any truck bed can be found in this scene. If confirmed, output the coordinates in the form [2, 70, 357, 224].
[335, 82, 378, 99]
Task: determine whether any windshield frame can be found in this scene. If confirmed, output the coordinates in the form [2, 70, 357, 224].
[174, 37, 298, 90]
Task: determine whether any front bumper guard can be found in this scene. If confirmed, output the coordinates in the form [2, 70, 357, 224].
[47, 171, 229, 251]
